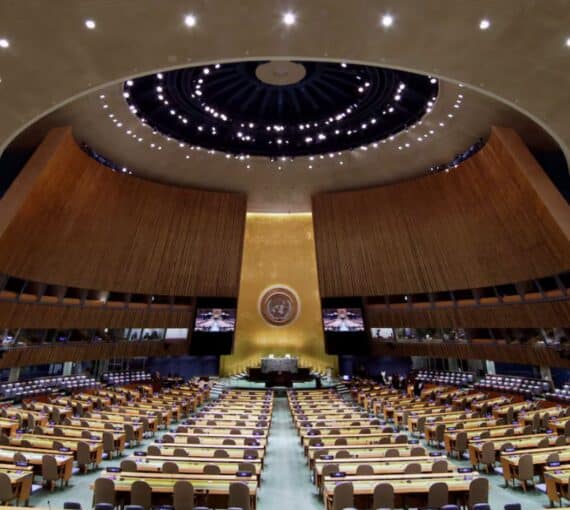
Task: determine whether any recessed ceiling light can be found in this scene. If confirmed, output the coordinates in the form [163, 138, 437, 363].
[0, 38, 10, 49]
[479, 18, 491, 30]
[566, 37, 570, 47]
[184, 14, 197, 27]
[381, 14, 394, 28]
[85, 19, 96, 29]
[282, 11, 296, 26]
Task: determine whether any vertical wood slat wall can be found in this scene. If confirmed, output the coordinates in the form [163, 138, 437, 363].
[365, 300, 570, 329]
[0, 127, 247, 297]
[312, 127, 570, 297]
[0, 300, 194, 329]
[0, 340, 190, 369]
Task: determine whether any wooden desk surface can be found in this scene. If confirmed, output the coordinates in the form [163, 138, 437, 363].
[168, 431, 266, 442]
[314, 457, 452, 475]
[469, 433, 559, 452]
[139, 453, 262, 466]
[126, 455, 262, 475]
[153, 445, 264, 460]
[10, 433, 102, 453]
[97, 471, 257, 494]
[300, 426, 385, 436]
[301, 433, 403, 448]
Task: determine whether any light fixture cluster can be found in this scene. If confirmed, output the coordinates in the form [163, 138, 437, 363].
[94, 72, 467, 175]
[123, 61, 440, 161]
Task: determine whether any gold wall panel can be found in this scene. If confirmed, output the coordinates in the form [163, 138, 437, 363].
[221, 213, 336, 375]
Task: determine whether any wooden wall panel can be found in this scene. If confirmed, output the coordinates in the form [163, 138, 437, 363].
[0, 301, 193, 329]
[369, 341, 570, 369]
[313, 127, 570, 297]
[365, 300, 570, 329]
[0, 340, 189, 369]
[0, 128, 247, 296]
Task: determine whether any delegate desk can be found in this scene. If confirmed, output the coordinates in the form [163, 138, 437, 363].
[313, 456, 451, 488]
[307, 444, 427, 469]
[444, 424, 528, 455]
[322, 472, 478, 510]
[126, 454, 262, 480]
[97, 471, 258, 510]
[162, 433, 267, 448]
[469, 434, 560, 468]
[39, 424, 127, 451]
[408, 411, 479, 435]
[9, 433, 103, 464]
[66, 418, 144, 442]
[0, 445, 73, 483]
[150, 444, 265, 462]
[301, 433, 405, 452]
[295, 418, 379, 428]
[544, 465, 570, 506]
[500, 445, 570, 486]
[82, 413, 158, 434]
[425, 418, 504, 444]
[0, 466, 34, 505]
[0, 419, 19, 437]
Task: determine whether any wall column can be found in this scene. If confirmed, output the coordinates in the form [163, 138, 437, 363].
[539, 365, 553, 381]
[62, 362, 74, 376]
[8, 367, 20, 382]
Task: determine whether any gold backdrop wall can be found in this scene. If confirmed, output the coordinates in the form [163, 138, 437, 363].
[221, 213, 336, 375]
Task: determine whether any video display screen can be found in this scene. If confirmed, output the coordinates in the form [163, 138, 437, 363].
[322, 308, 365, 332]
[194, 308, 236, 333]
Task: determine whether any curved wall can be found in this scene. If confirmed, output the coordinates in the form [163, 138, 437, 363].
[313, 127, 570, 297]
[0, 128, 247, 296]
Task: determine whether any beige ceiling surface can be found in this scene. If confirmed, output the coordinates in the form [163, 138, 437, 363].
[0, 0, 569, 211]
[12, 80, 555, 212]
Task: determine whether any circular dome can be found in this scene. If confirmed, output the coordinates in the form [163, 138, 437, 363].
[124, 60, 438, 159]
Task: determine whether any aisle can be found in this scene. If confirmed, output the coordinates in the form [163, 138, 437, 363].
[258, 396, 321, 510]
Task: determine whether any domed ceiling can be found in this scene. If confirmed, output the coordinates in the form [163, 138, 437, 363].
[6, 60, 557, 212]
[124, 60, 438, 158]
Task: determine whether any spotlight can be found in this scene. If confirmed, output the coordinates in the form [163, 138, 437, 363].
[282, 11, 296, 26]
[479, 18, 491, 30]
[84, 19, 96, 30]
[184, 14, 197, 27]
[381, 14, 394, 28]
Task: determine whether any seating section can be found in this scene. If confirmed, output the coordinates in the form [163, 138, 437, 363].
[0, 371, 566, 509]
[0, 375, 99, 400]
[546, 383, 570, 403]
[475, 375, 552, 396]
[0, 377, 211, 508]
[415, 370, 475, 386]
[101, 371, 151, 385]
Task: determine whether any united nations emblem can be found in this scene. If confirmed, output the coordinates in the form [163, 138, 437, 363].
[259, 286, 299, 326]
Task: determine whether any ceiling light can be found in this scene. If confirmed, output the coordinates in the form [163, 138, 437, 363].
[282, 11, 296, 26]
[430, 78, 437, 84]
[566, 37, 570, 47]
[381, 13, 394, 28]
[184, 14, 197, 27]
[479, 18, 491, 30]
[0, 38, 10, 49]
[84, 19, 96, 30]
